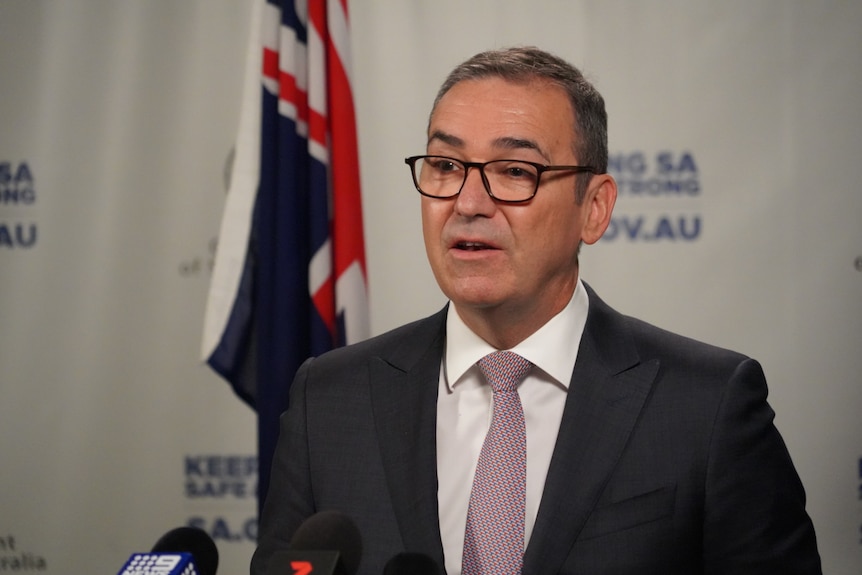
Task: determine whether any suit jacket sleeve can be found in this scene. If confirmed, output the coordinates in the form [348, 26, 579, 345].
[249, 310, 446, 575]
[702, 358, 820, 574]
[250, 357, 316, 575]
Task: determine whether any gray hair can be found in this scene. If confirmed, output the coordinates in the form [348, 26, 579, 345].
[431, 46, 608, 201]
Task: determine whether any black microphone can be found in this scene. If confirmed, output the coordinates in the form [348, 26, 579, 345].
[115, 526, 218, 575]
[382, 552, 442, 575]
[151, 527, 219, 575]
[266, 510, 363, 575]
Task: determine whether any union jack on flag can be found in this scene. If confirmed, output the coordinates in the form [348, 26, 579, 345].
[202, 0, 369, 509]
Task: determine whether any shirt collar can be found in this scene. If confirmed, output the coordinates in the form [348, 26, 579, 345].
[443, 279, 589, 390]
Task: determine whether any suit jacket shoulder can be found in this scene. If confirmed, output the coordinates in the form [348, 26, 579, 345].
[524, 284, 821, 574]
[302, 305, 447, 378]
[253, 306, 449, 575]
[583, 283, 749, 376]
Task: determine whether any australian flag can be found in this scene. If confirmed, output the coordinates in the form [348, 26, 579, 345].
[202, 0, 369, 513]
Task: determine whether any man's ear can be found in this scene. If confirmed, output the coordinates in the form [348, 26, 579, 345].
[580, 174, 617, 245]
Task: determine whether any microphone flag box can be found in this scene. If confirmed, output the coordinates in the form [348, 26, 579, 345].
[117, 552, 198, 575]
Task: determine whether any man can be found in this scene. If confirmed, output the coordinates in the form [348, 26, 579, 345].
[251, 47, 821, 574]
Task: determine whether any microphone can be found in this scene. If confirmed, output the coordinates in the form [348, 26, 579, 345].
[266, 510, 362, 575]
[382, 552, 442, 575]
[116, 526, 218, 575]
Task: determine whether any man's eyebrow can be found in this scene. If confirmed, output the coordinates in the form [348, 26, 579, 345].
[427, 131, 551, 162]
[427, 130, 463, 147]
[492, 136, 550, 161]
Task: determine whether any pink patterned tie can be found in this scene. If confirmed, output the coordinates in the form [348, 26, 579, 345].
[462, 351, 532, 575]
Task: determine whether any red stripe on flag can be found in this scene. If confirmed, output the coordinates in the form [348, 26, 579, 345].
[308, 0, 326, 43]
[327, 29, 366, 279]
[302, 0, 367, 340]
[262, 47, 278, 82]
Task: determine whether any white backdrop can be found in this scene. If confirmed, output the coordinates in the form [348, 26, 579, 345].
[0, 1, 860, 574]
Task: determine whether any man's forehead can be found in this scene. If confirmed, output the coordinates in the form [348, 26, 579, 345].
[427, 129, 548, 157]
[427, 77, 573, 160]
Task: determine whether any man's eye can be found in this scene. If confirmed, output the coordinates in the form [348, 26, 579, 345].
[436, 161, 458, 172]
[495, 162, 536, 180]
[506, 167, 527, 177]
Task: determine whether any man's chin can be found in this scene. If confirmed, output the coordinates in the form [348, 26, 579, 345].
[446, 286, 508, 312]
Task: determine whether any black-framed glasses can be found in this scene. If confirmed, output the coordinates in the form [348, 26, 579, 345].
[405, 155, 599, 203]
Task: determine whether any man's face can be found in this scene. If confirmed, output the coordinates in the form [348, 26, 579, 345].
[422, 76, 609, 328]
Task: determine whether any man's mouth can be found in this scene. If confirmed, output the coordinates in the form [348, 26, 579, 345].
[455, 241, 495, 251]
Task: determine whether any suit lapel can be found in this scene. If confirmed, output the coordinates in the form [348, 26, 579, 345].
[368, 308, 448, 569]
[523, 287, 660, 575]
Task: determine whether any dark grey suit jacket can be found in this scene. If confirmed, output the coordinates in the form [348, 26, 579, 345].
[251, 286, 821, 574]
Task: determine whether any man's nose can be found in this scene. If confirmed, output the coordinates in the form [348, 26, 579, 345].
[454, 166, 495, 216]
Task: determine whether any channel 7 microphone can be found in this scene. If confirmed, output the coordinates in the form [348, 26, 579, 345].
[265, 510, 362, 575]
[115, 526, 218, 575]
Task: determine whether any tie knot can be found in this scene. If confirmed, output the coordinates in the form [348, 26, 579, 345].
[477, 351, 532, 393]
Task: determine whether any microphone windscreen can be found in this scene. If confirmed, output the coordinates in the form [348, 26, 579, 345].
[151, 526, 219, 575]
[289, 510, 362, 575]
[383, 552, 442, 575]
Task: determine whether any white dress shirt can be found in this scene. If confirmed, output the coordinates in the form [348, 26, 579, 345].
[436, 279, 589, 575]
